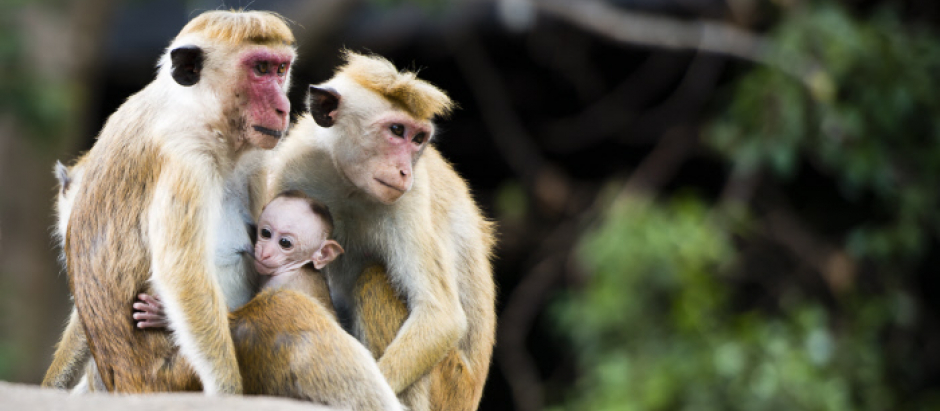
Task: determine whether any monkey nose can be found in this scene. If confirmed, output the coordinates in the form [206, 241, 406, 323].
[272, 94, 290, 123]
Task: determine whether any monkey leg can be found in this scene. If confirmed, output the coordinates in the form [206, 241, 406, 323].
[353, 265, 476, 411]
[42, 308, 90, 389]
[71, 358, 108, 394]
[230, 288, 401, 411]
[428, 351, 479, 411]
[78, 282, 202, 392]
[352, 265, 410, 359]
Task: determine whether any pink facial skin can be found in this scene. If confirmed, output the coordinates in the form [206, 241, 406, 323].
[241, 49, 293, 149]
[367, 112, 433, 204]
[253, 197, 343, 283]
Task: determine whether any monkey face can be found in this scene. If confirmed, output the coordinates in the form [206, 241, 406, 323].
[339, 112, 434, 205]
[239, 47, 294, 150]
[254, 197, 326, 276]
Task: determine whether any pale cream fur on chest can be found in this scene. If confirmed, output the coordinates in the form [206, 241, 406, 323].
[213, 151, 262, 310]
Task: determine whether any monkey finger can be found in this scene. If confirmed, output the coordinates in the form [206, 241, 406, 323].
[133, 312, 166, 321]
[137, 319, 169, 329]
[132, 303, 163, 315]
[132, 302, 153, 311]
[137, 293, 163, 308]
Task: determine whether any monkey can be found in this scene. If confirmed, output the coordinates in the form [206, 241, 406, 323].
[42, 10, 296, 394]
[52, 157, 405, 408]
[134, 190, 344, 325]
[268, 51, 497, 411]
[131, 190, 404, 411]
[47, 156, 104, 393]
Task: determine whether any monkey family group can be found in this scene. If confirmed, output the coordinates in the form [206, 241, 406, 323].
[42, 10, 496, 411]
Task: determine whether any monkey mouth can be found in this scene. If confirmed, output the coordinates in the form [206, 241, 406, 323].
[252, 126, 284, 138]
[254, 260, 277, 275]
[374, 178, 406, 193]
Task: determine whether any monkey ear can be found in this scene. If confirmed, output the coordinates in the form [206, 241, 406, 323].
[312, 240, 344, 270]
[54, 161, 71, 194]
[307, 86, 341, 128]
[170, 46, 204, 86]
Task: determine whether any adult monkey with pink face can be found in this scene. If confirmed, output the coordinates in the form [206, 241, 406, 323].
[43, 10, 295, 394]
[270, 52, 497, 411]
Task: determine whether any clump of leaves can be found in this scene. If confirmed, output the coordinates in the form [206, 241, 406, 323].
[553, 3, 940, 410]
[709, 4, 940, 262]
[553, 196, 897, 410]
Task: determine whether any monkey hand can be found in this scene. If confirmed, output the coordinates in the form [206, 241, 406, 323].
[132, 293, 169, 329]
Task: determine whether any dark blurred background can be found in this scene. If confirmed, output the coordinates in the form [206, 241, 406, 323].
[3, 0, 940, 409]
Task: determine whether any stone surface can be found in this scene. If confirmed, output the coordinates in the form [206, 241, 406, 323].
[0, 381, 336, 410]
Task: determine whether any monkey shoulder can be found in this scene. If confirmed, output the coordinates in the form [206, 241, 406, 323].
[268, 119, 334, 191]
[419, 147, 488, 231]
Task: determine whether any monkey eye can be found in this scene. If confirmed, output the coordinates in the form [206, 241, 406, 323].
[413, 132, 427, 145]
[389, 123, 405, 137]
[260, 228, 272, 239]
[277, 63, 287, 75]
[255, 61, 270, 75]
[278, 237, 293, 250]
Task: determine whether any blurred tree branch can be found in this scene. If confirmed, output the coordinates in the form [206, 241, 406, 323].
[764, 206, 858, 294]
[532, 0, 770, 63]
[449, 31, 575, 216]
[542, 51, 690, 152]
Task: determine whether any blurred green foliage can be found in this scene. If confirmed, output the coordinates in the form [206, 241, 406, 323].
[554, 197, 904, 410]
[553, 3, 940, 410]
[711, 3, 940, 262]
[0, 1, 71, 147]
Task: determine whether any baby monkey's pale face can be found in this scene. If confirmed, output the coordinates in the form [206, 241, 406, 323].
[254, 196, 340, 276]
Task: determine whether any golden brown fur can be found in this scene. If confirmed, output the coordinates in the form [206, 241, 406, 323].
[51, 154, 402, 408]
[232, 270, 402, 410]
[337, 50, 455, 120]
[43, 10, 296, 394]
[269, 52, 497, 411]
[356, 267, 478, 411]
[178, 10, 294, 46]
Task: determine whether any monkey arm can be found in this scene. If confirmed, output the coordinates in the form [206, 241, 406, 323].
[374, 245, 468, 394]
[42, 307, 90, 389]
[246, 151, 270, 220]
[148, 161, 242, 395]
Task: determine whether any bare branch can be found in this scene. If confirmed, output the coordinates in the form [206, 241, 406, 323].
[764, 207, 858, 293]
[530, 0, 813, 82]
[449, 32, 574, 215]
[496, 220, 580, 411]
[533, 0, 770, 63]
[616, 126, 698, 201]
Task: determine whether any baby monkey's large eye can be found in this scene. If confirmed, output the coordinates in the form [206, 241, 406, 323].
[277, 62, 287, 75]
[413, 132, 427, 145]
[260, 228, 272, 239]
[278, 237, 293, 250]
[390, 123, 405, 137]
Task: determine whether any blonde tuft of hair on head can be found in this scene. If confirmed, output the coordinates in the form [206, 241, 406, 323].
[178, 9, 294, 46]
[337, 50, 455, 120]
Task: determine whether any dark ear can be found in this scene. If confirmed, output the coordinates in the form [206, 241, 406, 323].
[170, 46, 204, 86]
[307, 86, 341, 127]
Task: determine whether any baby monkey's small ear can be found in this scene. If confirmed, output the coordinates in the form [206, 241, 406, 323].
[312, 240, 344, 270]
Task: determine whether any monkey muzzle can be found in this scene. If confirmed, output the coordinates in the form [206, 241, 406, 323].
[253, 126, 284, 139]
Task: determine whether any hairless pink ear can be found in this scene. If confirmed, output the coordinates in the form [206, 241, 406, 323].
[312, 240, 344, 270]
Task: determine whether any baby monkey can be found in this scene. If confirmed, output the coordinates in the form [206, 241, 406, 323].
[134, 189, 343, 327]
[134, 190, 401, 410]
